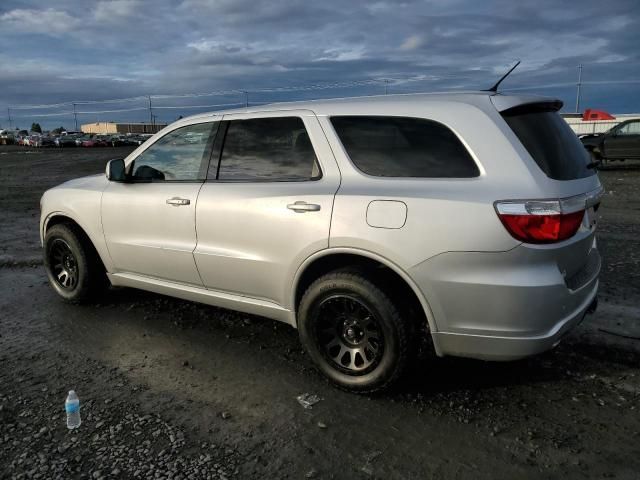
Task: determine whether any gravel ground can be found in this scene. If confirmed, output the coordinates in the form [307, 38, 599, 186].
[1, 145, 639, 479]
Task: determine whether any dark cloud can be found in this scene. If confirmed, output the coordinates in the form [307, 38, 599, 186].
[1, 0, 638, 129]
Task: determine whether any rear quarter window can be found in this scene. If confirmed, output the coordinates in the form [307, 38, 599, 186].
[501, 107, 595, 180]
[330, 116, 479, 178]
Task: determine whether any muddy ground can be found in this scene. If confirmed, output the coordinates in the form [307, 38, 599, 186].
[0, 145, 639, 479]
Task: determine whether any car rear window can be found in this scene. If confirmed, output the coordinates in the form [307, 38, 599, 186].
[330, 116, 479, 178]
[501, 107, 595, 180]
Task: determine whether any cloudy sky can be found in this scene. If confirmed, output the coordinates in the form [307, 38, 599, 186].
[1, 0, 639, 130]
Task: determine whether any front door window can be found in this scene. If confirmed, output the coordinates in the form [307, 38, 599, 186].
[131, 122, 218, 181]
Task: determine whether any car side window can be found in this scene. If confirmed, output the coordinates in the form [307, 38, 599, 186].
[131, 122, 217, 182]
[330, 116, 479, 178]
[215, 117, 321, 182]
[617, 121, 640, 136]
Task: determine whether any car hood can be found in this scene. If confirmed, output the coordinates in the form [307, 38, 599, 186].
[54, 173, 108, 191]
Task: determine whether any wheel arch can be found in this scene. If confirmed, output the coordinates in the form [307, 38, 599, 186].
[43, 213, 108, 273]
[292, 248, 439, 336]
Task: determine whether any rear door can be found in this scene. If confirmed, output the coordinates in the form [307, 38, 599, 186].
[102, 119, 219, 285]
[604, 120, 640, 159]
[193, 110, 340, 307]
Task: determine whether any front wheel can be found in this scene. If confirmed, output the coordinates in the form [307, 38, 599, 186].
[591, 150, 607, 168]
[44, 224, 107, 303]
[298, 270, 413, 393]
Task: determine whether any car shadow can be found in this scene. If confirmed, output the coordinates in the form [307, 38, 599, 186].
[597, 161, 640, 171]
[95, 285, 640, 401]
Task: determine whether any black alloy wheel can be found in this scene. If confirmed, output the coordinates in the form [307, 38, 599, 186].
[314, 295, 385, 375]
[48, 238, 79, 290]
[298, 269, 413, 393]
[44, 223, 107, 303]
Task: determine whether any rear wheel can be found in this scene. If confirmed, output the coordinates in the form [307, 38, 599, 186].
[298, 270, 413, 393]
[44, 224, 107, 303]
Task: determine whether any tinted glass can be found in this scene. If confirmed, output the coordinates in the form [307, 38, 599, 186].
[617, 121, 640, 135]
[131, 122, 216, 181]
[217, 117, 320, 181]
[330, 116, 479, 178]
[502, 109, 595, 180]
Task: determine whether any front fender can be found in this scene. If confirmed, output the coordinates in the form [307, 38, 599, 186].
[40, 187, 114, 272]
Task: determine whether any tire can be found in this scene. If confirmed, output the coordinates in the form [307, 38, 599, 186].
[44, 223, 107, 303]
[589, 149, 608, 168]
[298, 270, 413, 393]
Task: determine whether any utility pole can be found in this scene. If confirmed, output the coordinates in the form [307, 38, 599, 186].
[72, 103, 78, 131]
[384, 79, 390, 95]
[575, 64, 583, 114]
[7, 107, 12, 130]
[148, 95, 153, 126]
[243, 91, 249, 107]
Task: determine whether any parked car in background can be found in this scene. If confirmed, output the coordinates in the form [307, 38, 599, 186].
[127, 135, 148, 146]
[39, 136, 56, 148]
[56, 135, 79, 147]
[581, 119, 640, 164]
[108, 135, 127, 147]
[27, 135, 41, 147]
[81, 137, 108, 147]
[23, 135, 40, 146]
[75, 135, 90, 146]
[0, 129, 16, 145]
[40, 93, 602, 392]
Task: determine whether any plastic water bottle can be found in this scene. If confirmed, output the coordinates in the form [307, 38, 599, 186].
[65, 390, 81, 429]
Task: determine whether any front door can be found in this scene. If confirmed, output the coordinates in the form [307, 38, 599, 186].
[102, 120, 219, 285]
[604, 120, 640, 159]
[193, 111, 340, 307]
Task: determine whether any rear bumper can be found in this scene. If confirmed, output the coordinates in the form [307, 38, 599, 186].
[431, 281, 598, 360]
[410, 238, 600, 361]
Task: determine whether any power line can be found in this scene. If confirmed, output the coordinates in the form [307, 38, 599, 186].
[75, 107, 149, 114]
[7, 110, 74, 118]
[503, 79, 640, 92]
[6, 103, 249, 117]
[2, 76, 425, 111]
[153, 102, 245, 110]
[7, 107, 149, 117]
[4, 70, 640, 125]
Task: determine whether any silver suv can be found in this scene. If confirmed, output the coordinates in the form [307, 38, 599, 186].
[40, 92, 602, 392]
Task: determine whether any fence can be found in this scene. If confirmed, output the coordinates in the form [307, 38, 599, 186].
[564, 120, 619, 136]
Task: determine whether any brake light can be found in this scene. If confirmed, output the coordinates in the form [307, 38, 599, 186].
[495, 196, 586, 244]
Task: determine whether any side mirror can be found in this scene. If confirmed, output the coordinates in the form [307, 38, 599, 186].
[106, 158, 127, 182]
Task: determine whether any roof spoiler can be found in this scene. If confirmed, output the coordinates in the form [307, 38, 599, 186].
[490, 95, 563, 114]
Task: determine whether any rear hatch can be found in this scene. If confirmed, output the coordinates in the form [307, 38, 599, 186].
[491, 96, 603, 290]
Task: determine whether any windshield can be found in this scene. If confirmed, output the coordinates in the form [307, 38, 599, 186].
[502, 107, 595, 180]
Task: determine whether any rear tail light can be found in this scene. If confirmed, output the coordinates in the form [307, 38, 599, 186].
[495, 195, 591, 244]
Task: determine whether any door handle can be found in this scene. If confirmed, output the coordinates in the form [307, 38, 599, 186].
[287, 201, 321, 213]
[166, 197, 191, 206]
